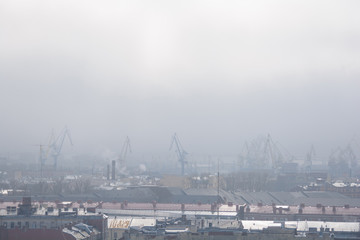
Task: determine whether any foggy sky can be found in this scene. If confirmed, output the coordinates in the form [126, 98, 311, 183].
[1, 0, 360, 161]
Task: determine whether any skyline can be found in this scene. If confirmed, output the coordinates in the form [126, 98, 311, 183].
[1, 0, 359, 161]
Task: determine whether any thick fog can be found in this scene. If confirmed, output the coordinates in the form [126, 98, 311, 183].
[1, 0, 360, 162]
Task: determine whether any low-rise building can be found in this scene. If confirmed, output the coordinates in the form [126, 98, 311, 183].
[0, 197, 105, 240]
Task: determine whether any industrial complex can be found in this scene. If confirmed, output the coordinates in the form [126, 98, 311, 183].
[0, 132, 359, 240]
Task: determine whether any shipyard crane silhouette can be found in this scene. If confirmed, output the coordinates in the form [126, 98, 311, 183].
[329, 145, 356, 168]
[328, 144, 357, 177]
[37, 144, 47, 177]
[170, 133, 188, 176]
[349, 135, 360, 167]
[47, 127, 73, 169]
[119, 136, 132, 169]
[264, 134, 287, 169]
[344, 145, 357, 168]
[242, 134, 289, 169]
[305, 145, 316, 172]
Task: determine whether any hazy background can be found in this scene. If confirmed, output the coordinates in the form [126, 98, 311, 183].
[1, 0, 359, 163]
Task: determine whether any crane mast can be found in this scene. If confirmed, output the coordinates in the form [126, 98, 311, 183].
[119, 136, 132, 169]
[48, 127, 73, 169]
[39, 144, 47, 177]
[170, 133, 188, 176]
[305, 145, 316, 172]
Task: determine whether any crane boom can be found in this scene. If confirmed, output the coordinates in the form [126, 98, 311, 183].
[170, 133, 188, 176]
[49, 127, 73, 169]
[305, 145, 316, 170]
[119, 136, 132, 169]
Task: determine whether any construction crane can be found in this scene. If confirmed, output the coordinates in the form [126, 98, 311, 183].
[118, 136, 132, 169]
[170, 133, 188, 176]
[48, 127, 73, 169]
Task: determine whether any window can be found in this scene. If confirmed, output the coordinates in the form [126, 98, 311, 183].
[10, 222, 14, 229]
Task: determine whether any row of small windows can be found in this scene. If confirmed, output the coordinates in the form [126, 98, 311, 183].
[2, 221, 57, 229]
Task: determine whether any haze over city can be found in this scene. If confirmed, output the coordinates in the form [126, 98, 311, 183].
[1, 0, 359, 161]
[2, 1, 360, 240]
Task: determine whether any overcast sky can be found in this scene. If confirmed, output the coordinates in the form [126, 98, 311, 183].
[1, 0, 360, 161]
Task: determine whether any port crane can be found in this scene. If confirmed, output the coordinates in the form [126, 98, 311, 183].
[264, 134, 289, 169]
[47, 127, 73, 169]
[344, 145, 357, 168]
[242, 134, 288, 169]
[37, 144, 47, 177]
[305, 145, 316, 172]
[329, 145, 356, 168]
[170, 133, 188, 176]
[118, 136, 132, 169]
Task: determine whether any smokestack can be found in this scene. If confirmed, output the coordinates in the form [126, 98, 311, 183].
[107, 164, 110, 180]
[111, 160, 116, 180]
